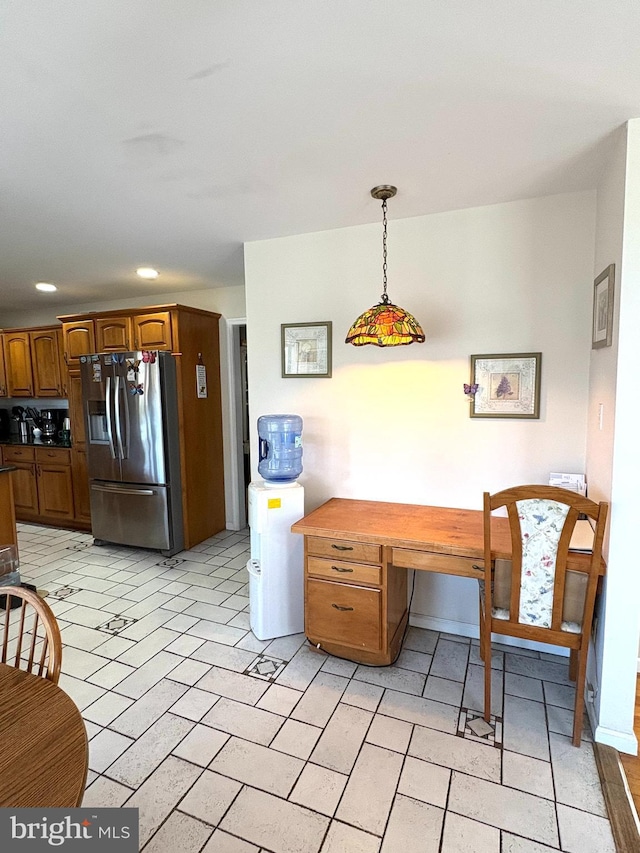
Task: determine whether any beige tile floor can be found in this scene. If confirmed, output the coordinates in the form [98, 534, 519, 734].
[15, 522, 616, 853]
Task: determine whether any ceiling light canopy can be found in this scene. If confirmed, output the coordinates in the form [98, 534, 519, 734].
[35, 282, 57, 292]
[345, 185, 425, 347]
[136, 267, 159, 280]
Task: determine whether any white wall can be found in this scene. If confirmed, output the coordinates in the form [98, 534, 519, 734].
[1, 284, 247, 530]
[245, 191, 596, 634]
[589, 121, 640, 753]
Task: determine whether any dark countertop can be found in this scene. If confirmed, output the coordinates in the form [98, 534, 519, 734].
[0, 438, 72, 449]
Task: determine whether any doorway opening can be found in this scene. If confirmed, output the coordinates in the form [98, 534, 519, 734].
[227, 319, 250, 529]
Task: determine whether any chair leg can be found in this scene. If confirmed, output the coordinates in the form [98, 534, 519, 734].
[572, 647, 588, 747]
[478, 595, 485, 662]
[569, 649, 578, 682]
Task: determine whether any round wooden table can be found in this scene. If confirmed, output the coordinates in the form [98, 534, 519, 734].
[0, 663, 88, 807]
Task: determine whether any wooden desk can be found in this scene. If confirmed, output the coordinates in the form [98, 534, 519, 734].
[0, 664, 88, 807]
[291, 498, 600, 665]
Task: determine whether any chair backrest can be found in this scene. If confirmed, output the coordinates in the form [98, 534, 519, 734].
[0, 586, 62, 683]
[483, 485, 608, 641]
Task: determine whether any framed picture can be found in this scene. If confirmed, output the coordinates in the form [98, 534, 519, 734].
[281, 322, 332, 378]
[469, 352, 541, 419]
[592, 264, 615, 349]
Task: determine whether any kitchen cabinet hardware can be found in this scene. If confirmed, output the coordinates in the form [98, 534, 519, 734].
[332, 603, 354, 611]
[331, 544, 353, 551]
[331, 565, 353, 572]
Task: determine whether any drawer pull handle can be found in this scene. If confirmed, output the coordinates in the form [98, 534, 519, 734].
[471, 564, 484, 572]
[331, 603, 354, 612]
[331, 544, 353, 551]
[331, 566, 353, 573]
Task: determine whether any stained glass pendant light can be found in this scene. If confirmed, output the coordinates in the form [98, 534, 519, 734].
[345, 185, 425, 346]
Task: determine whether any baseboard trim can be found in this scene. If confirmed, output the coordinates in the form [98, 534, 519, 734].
[408, 612, 570, 656]
[593, 724, 639, 755]
[594, 742, 640, 852]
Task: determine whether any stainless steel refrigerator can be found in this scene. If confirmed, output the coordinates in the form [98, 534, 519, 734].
[80, 351, 184, 556]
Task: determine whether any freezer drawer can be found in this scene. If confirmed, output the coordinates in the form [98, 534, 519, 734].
[90, 480, 173, 551]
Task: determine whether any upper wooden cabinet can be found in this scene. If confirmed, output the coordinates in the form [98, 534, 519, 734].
[0, 342, 6, 397]
[59, 307, 175, 359]
[132, 311, 173, 350]
[3, 331, 34, 396]
[61, 321, 96, 367]
[95, 317, 132, 353]
[30, 329, 63, 396]
[1, 327, 64, 398]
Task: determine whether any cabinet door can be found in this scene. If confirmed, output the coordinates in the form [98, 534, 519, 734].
[67, 370, 86, 445]
[4, 332, 34, 396]
[95, 317, 132, 353]
[62, 321, 96, 367]
[71, 446, 91, 523]
[306, 579, 382, 651]
[0, 338, 7, 396]
[11, 462, 39, 516]
[37, 462, 74, 520]
[30, 329, 63, 397]
[132, 312, 173, 350]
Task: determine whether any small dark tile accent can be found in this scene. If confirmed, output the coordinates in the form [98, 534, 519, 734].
[244, 655, 288, 683]
[97, 615, 137, 635]
[50, 586, 82, 600]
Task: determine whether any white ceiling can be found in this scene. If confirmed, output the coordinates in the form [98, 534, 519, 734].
[2, 1, 640, 312]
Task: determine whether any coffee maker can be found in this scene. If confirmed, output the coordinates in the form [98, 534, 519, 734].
[40, 410, 57, 441]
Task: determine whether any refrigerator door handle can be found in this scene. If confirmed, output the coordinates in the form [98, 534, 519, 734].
[105, 376, 117, 459]
[114, 375, 125, 459]
[121, 370, 130, 459]
[91, 484, 155, 496]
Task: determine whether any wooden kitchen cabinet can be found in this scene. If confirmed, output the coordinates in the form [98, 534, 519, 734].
[132, 311, 173, 350]
[2, 326, 65, 398]
[30, 329, 64, 396]
[0, 342, 7, 396]
[3, 447, 39, 517]
[61, 320, 95, 367]
[70, 446, 91, 523]
[3, 331, 33, 396]
[304, 534, 407, 665]
[1, 445, 75, 523]
[36, 447, 74, 521]
[95, 317, 132, 352]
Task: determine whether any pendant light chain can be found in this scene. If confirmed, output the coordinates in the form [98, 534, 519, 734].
[381, 198, 390, 304]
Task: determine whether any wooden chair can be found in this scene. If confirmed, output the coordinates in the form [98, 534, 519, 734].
[0, 586, 62, 684]
[479, 485, 608, 746]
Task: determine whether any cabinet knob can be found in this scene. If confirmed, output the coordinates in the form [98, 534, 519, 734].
[331, 603, 354, 612]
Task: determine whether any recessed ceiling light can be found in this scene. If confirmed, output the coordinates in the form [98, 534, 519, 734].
[35, 282, 57, 292]
[136, 267, 159, 280]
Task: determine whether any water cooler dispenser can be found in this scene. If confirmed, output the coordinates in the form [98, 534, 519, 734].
[247, 415, 305, 640]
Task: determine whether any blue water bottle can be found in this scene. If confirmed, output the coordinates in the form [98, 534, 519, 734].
[258, 415, 303, 484]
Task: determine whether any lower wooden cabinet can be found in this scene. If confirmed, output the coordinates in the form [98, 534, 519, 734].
[2, 445, 75, 524]
[10, 461, 39, 516]
[71, 446, 91, 524]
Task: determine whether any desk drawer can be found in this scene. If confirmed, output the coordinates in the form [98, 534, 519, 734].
[3, 446, 35, 463]
[307, 556, 381, 586]
[307, 536, 381, 564]
[392, 548, 483, 578]
[307, 579, 381, 651]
